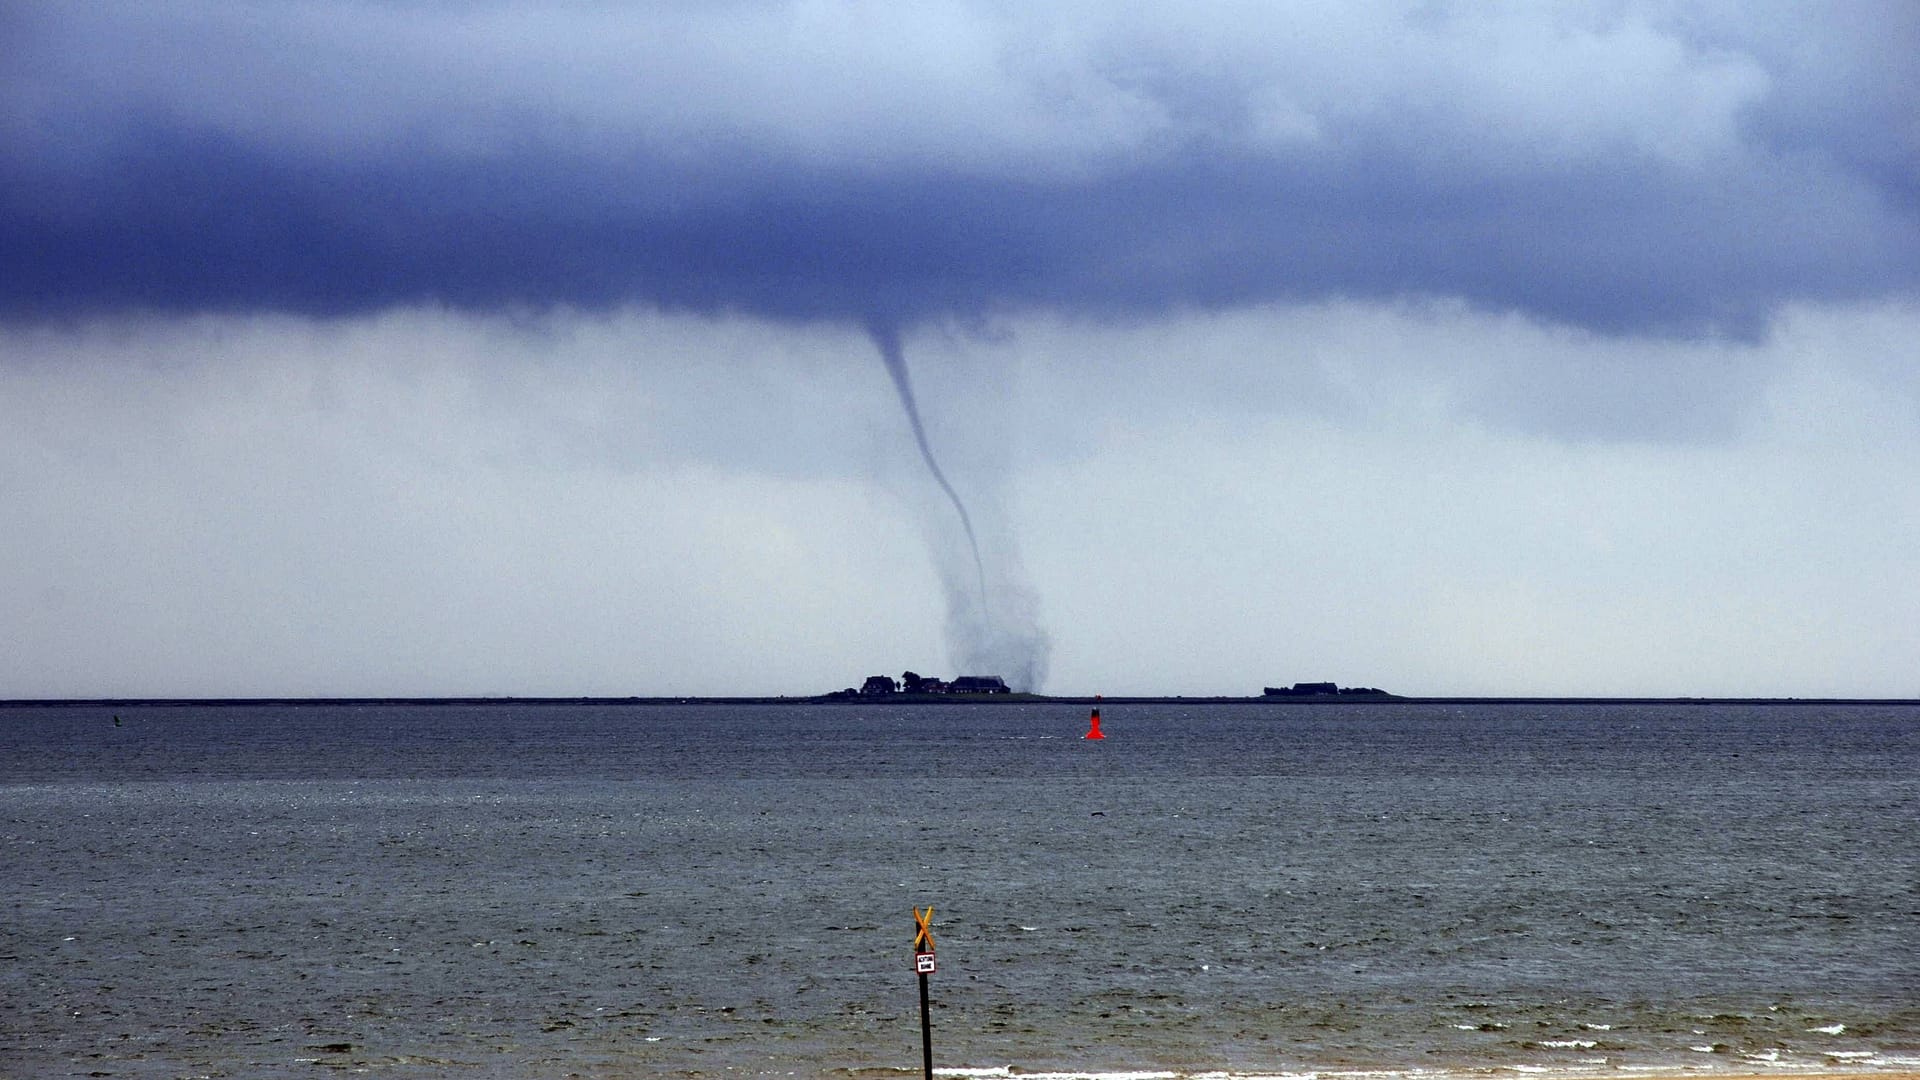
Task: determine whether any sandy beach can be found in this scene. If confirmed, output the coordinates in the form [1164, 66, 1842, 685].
[918, 1073, 1920, 1080]
[1383, 1074, 1904, 1077]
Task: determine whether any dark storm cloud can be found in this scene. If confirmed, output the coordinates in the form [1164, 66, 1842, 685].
[4, 2, 1915, 336]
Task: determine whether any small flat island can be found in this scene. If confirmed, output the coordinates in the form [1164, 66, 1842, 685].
[1262, 681, 1394, 698]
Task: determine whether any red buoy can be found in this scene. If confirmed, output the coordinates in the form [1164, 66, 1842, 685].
[1085, 700, 1105, 739]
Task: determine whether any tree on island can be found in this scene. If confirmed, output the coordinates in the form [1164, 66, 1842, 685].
[901, 671, 924, 693]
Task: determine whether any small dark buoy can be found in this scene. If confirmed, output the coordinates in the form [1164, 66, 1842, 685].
[112, 714, 122, 727]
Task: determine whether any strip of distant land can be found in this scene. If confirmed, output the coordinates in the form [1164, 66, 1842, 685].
[5, 694, 1918, 708]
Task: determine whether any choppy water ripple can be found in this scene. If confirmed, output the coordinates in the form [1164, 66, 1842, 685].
[2, 703, 1916, 1078]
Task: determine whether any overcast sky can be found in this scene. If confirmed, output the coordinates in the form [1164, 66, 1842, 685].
[4, 1, 1917, 697]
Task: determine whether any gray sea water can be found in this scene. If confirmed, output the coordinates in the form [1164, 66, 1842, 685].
[3, 701, 1916, 1080]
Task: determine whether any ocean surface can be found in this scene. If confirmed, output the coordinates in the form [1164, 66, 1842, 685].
[2, 701, 1916, 1080]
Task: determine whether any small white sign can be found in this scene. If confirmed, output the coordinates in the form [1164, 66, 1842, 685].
[915, 952, 937, 974]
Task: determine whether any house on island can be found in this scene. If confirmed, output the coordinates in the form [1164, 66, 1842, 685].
[1266, 681, 1340, 696]
[902, 672, 953, 694]
[860, 675, 899, 695]
[948, 675, 1010, 694]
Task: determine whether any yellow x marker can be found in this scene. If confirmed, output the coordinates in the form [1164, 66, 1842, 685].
[913, 906, 935, 952]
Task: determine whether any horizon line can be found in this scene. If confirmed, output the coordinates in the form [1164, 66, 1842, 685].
[5, 694, 1919, 709]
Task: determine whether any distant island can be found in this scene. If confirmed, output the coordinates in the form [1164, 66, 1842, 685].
[1262, 681, 1395, 698]
[822, 672, 1014, 699]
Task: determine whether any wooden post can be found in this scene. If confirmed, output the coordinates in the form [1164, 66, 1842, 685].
[913, 905, 936, 1080]
[919, 966, 933, 1080]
